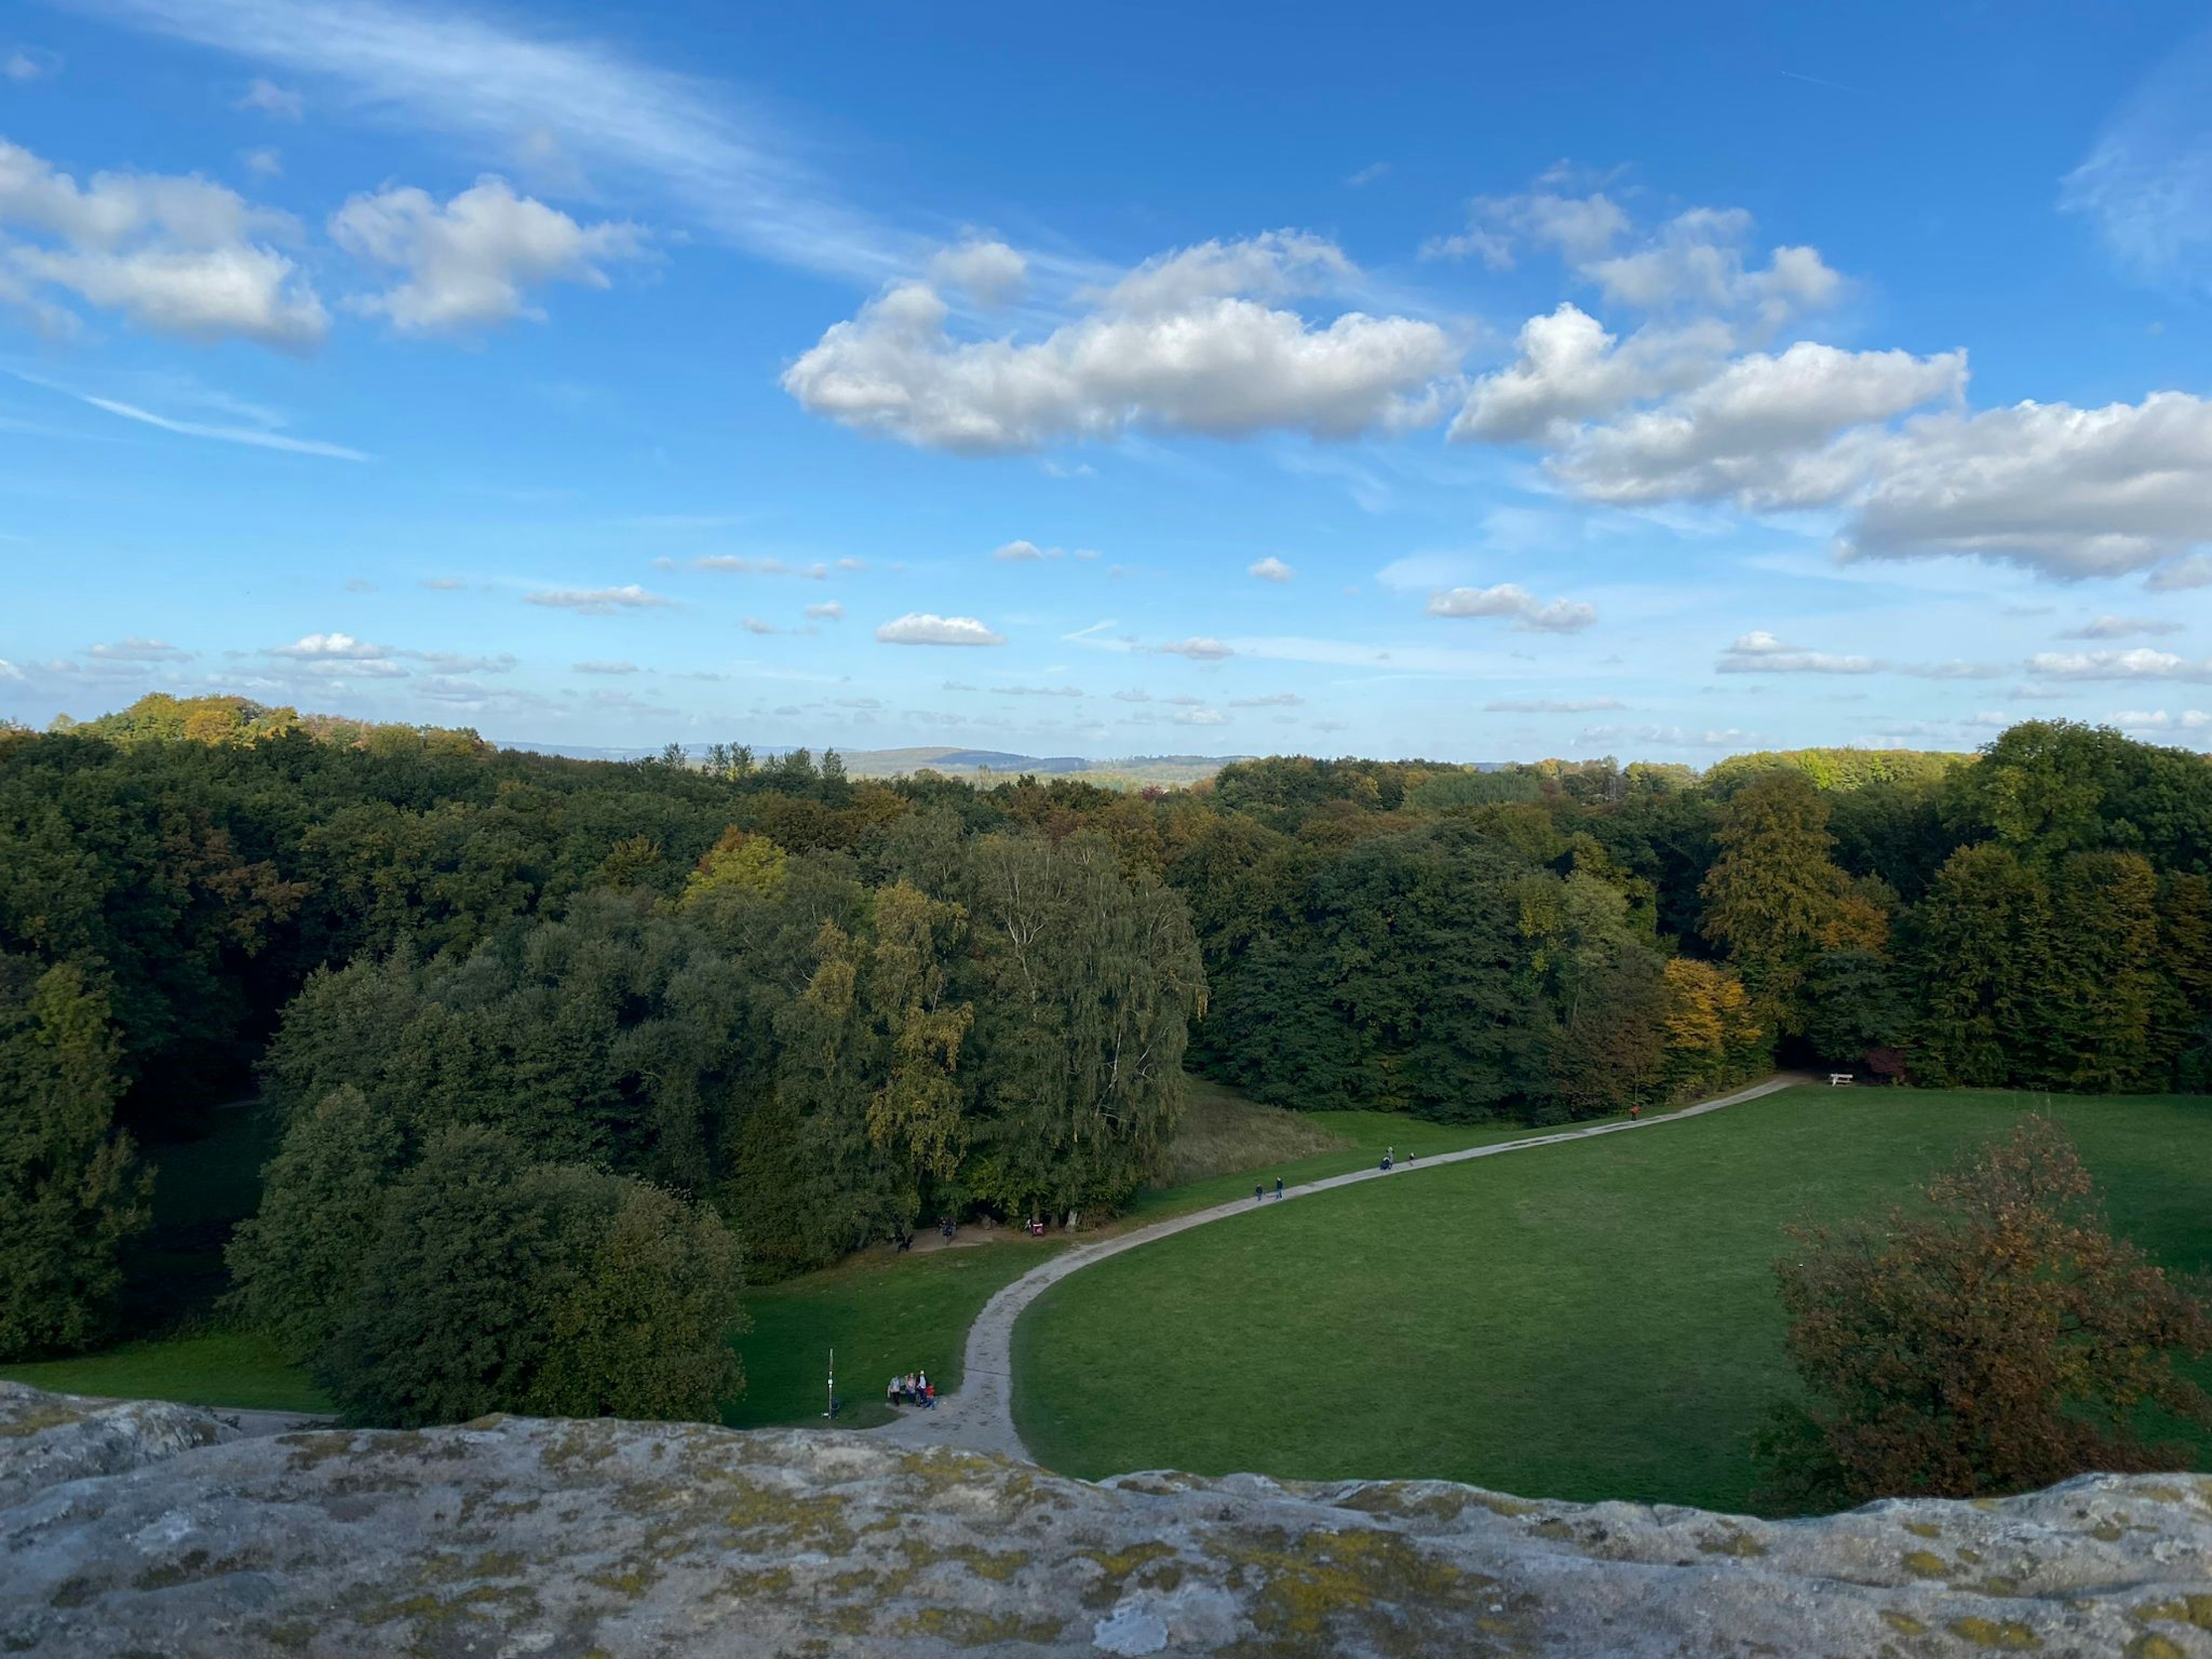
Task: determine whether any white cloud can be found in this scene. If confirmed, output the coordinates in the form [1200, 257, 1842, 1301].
[927, 238, 1027, 307]
[1345, 162, 1390, 188]
[234, 76, 304, 119]
[994, 539, 1055, 561]
[87, 635, 191, 661]
[2058, 614, 2185, 640]
[741, 616, 778, 635]
[331, 176, 644, 334]
[0, 658, 25, 682]
[1426, 185, 1629, 268]
[1586, 210, 1842, 320]
[1715, 630, 1878, 675]
[35, 382, 368, 460]
[1229, 691, 1302, 707]
[6, 47, 60, 82]
[1485, 696, 1624, 713]
[804, 600, 843, 620]
[1425, 583, 1597, 633]
[2026, 647, 2212, 681]
[408, 650, 513, 673]
[2059, 29, 2212, 290]
[573, 659, 635, 675]
[268, 631, 388, 660]
[1153, 637, 1234, 660]
[2108, 708, 2212, 730]
[1897, 660, 2008, 681]
[94, 0, 904, 282]
[0, 138, 327, 348]
[241, 147, 283, 180]
[1579, 722, 1748, 749]
[1843, 394, 2212, 578]
[524, 584, 673, 613]
[876, 612, 1005, 646]
[1549, 342, 1966, 509]
[1172, 707, 1228, 725]
[1248, 555, 1294, 582]
[783, 231, 1456, 453]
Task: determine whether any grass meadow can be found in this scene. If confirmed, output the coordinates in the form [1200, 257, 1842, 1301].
[1012, 1086, 2212, 1514]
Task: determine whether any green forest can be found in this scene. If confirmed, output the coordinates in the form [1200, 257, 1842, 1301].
[5, 693, 2210, 1426]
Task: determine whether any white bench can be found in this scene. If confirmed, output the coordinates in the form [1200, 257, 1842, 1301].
[1827, 1073, 1854, 1086]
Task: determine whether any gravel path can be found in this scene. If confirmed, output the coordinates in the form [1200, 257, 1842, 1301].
[872, 1073, 1810, 1464]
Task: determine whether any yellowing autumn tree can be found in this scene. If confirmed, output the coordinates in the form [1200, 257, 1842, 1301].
[1660, 957, 1764, 1096]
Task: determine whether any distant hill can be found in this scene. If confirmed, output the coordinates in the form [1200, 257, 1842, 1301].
[836, 748, 1248, 787]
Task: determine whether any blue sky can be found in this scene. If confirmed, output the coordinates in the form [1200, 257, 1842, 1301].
[6, 0, 2212, 761]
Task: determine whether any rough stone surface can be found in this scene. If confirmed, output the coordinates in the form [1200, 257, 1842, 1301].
[5, 1385, 2210, 1656]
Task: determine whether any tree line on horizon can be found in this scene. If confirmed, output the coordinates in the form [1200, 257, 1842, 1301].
[3, 692, 2210, 1427]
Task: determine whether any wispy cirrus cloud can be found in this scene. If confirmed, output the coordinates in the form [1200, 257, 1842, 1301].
[14, 372, 366, 459]
[77, 0, 908, 281]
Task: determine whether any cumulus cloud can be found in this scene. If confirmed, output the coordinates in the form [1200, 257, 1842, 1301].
[805, 600, 844, 620]
[1248, 555, 1294, 582]
[1426, 184, 1630, 268]
[0, 137, 327, 347]
[235, 77, 304, 119]
[241, 147, 283, 181]
[2026, 647, 2212, 681]
[927, 238, 1027, 307]
[524, 584, 673, 613]
[330, 176, 645, 335]
[1172, 707, 1228, 725]
[1229, 691, 1303, 707]
[1484, 696, 1624, 713]
[876, 612, 1005, 646]
[1715, 631, 1878, 674]
[2059, 614, 2184, 640]
[262, 631, 408, 678]
[741, 617, 778, 635]
[1425, 583, 1597, 633]
[268, 631, 388, 660]
[1585, 209, 1842, 321]
[783, 231, 1456, 453]
[993, 539, 1064, 562]
[1153, 637, 1234, 660]
[1842, 394, 2212, 577]
[1550, 342, 1967, 508]
[1446, 182, 2212, 582]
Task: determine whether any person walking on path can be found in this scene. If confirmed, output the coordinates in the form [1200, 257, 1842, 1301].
[1274, 1176, 1283, 1200]
[1254, 1181, 1264, 1204]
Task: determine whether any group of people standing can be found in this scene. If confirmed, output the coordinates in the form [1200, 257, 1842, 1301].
[887, 1370, 934, 1408]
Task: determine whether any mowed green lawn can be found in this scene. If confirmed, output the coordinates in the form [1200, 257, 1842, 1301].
[729, 1239, 1064, 1429]
[0, 1077, 1554, 1421]
[1012, 1088, 2212, 1514]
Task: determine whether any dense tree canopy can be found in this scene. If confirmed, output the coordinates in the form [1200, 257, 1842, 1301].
[3, 698, 2209, 1397]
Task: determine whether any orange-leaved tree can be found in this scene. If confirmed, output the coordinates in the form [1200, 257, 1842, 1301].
[1758, 1116, 2212, 1508]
